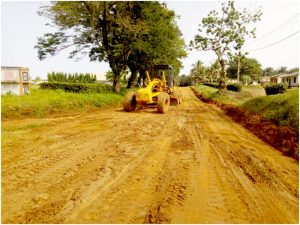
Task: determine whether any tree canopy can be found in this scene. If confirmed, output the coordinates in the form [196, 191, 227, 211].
[190, 1, 262, 93]
[227, 56, 262, 81]
[35, 1, 186, 92]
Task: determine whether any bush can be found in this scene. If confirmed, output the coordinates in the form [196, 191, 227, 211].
[226, 83, 242, 92]
[264, 83, 287, 95]
[203, 83, 219, 88]
[47, 72, 97, 83]
[40, 82, 113, 93]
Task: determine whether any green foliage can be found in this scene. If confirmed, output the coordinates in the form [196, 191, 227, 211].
[36, 2, 186, 92]
[288, 67, 299, 74]
[227, 57, 262, 81]
[226, 83, 242, 92]
[203, 83, 219, 88]
[1, 87, 125, 119]
[195, 84, 263, 105]
[276, 66, 288, 74]
[242, 88, 299, 131]
[47, 72, 97, 83]
[189, 60, 207, 84]
[264, 83, 287, 95]
[262, 67, 275, 76]
[179, 75, 192, 87]
[40, 82, 113, 93]
[191, 1, 262, 91]
[105, 69, 129, 85]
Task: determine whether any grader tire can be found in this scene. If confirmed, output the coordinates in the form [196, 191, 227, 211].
[123, 91, 137, 112]
[157, 92, 170, 113]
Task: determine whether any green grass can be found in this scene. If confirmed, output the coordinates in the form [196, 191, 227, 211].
[1, 85, 127, 119]
[241, 88, 299, 131]
[194, 85, 299, 131]
[194, 84, 265, 105]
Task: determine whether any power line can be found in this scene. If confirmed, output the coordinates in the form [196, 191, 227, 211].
[246, 13, 299, 45]
[246, 30, 299, 51]
[254, 13, 299, 41]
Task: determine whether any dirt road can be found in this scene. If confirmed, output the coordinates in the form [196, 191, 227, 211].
[1, 87, 298, 223]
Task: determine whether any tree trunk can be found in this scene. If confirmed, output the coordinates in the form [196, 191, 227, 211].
[127, 66, 139, 89]
[218, 59, 226, 94]
[237, 51, 241, 84]
[113, 72, 121, 92]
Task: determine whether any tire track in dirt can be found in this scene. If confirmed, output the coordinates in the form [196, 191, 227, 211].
[1, 87, 298, 223]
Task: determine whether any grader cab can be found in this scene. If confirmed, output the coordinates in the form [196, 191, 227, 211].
[123, 65, 182, 113]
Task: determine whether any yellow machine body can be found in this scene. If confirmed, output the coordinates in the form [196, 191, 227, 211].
[135, 70, 177, 105]
[123, 64, 182, 113]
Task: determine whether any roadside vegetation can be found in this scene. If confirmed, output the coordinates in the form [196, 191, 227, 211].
[193, 84, 299, 132]
[1, 86, 127, 119]
[241, 88, 299, 131]
[193, 84, 264, 105]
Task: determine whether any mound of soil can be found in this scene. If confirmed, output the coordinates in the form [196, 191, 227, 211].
[192, 87, 299, 160]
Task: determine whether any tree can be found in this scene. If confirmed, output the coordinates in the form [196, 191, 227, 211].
[106, 68, 129, 85]
[179, 74, 192, 87]
[35, 2, 186, 92]
[227, 57, 262, 82]
[276, 66, 288, 74]
[190, 60, 207, 84]
[288, 67, 299, 74]
[126, 2, 187, 88]
[191, 1, 262, 93]
[35, 2, 147, 92]
[34, 76, 41, 82]
[206, 60, 221, 83]
[262, 67, 275, 76]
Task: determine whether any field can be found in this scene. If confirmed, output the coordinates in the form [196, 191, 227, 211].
[1, 85, 126, 119]
[1, 87, 298, 223]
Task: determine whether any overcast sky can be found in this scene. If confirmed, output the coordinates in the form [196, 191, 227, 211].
[1, 1, 299, 79]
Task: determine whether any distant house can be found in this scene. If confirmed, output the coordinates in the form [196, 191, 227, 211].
[270, 72, 299, 87]
[260, 76, 271, 86]
[1, 66, 30, 95]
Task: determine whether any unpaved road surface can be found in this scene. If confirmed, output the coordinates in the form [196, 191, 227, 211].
[2, 87, 299, 223]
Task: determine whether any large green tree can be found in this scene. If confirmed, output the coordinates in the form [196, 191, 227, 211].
[35, 1, 186, 92]
[191, 1, 262, 93]
[227, 56, 262, 82]
[126, 2, 186, 88]
[36, 2, 148, 92]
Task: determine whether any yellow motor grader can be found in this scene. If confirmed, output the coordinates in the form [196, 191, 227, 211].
[123, 65, 182, 113]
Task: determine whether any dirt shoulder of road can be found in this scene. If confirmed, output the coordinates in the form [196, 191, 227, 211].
[192, 87, 299, 160]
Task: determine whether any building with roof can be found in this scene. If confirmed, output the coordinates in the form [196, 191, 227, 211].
[1, 66, 30, 95]
[270, 72, 299, 87]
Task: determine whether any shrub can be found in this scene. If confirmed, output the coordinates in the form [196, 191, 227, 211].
[226, 83, 242, 92]
[40, 82, 113, 93]
[203, 83, 219, 88]
[264, 83, 287, 95]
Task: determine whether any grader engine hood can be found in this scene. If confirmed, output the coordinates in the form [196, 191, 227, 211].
[135, 90, 150, 104]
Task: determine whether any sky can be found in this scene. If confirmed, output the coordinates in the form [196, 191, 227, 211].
[1, 0, 299, 80]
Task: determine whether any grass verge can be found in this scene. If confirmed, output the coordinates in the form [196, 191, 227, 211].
[194, 85, 298, 132]
[241, 88, 299, 131]
[1, 86, 128, 119]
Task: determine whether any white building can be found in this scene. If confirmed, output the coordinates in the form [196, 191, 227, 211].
[270, 72, 299, 87]
[1, 66, 30, 95]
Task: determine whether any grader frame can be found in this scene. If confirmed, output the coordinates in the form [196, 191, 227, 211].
[123, 65, 182, 113]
